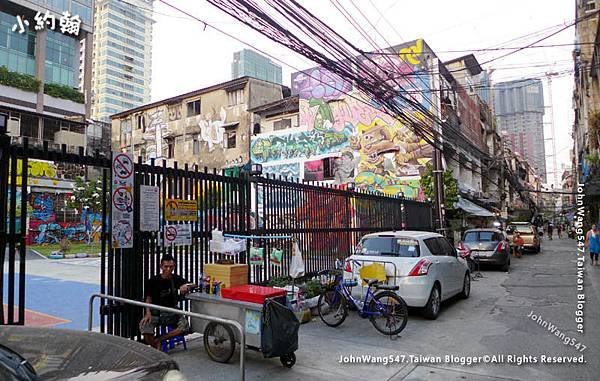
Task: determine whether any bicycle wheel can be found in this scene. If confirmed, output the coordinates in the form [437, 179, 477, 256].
[368, 291, 408, 335]
[317, 289, 348, 327]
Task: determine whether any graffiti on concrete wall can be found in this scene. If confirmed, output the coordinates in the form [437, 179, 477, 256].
[198, 107, 227, 152]
[262, 163, 301, 179]
[252, 99, 354, 163]
[144, 109, 169, 160]
[291, 67, 352, 100]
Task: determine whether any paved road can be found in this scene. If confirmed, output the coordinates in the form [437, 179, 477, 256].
[172, 236, 599, 380]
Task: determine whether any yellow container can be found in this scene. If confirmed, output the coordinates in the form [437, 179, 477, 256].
[204, 263, 248, 288]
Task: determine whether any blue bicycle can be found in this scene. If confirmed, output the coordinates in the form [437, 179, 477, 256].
[316, 261, 408, 336]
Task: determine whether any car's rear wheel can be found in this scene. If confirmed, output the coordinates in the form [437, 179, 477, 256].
[459, 273, 470, 299]
[423, 284, 441, 320]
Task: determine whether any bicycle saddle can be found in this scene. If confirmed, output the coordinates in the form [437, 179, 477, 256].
[363, 278, 379, 286]
[375, 284, 400, 291]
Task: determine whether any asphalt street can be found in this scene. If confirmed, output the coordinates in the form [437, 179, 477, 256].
[3, 236, 599, 380]
[172, 235, 600, 381]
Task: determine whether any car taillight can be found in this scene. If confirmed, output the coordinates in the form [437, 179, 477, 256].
[496, 241, 506, 252]
[344, 260, 352, 273]
[408, 258, 432, 276]
[457, 242, 470, 257]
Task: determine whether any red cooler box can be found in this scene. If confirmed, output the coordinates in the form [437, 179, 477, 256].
[221, 285, 286, 305]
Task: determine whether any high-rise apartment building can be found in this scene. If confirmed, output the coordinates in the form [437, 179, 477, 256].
[494, 78, 547, 181]
[231, 49, 282, 84]
[91, 0, 153, 122]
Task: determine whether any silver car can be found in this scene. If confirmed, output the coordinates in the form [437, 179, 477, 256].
[344, 231, 470, 319]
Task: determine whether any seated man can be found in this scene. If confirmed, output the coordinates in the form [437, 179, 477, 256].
[139, 254, 195, 349]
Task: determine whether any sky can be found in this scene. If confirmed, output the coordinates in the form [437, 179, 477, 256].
[149, 0, 575, 187]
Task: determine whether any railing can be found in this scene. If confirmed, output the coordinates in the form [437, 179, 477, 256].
[88, 293, 246, 381]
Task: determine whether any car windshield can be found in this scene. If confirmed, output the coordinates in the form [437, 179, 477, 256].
[509, 225, 533, 234]
[464, 231, 496, 242]
[357, 236, 420, 257]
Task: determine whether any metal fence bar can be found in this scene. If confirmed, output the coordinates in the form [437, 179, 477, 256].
[88, 293, 246, 381]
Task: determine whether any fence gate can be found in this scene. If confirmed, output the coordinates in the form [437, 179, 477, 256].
[1, 136, 433, 334]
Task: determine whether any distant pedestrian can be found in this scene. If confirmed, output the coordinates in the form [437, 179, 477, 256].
[513, 232, 524, 258]
[557, 224, 562, 239]
[547, 224, 553, 240]
[586, 225, 600, 266]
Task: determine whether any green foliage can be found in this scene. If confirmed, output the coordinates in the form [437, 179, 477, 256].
[67, 177, 104, 214]
[586, 152, 600, 167]
[0, 66, 40, 92]
[267, 276, 291, 288]
[421, 162, 459, 208]
[44, 83, 85, 103]
[304, 279, 324, 299]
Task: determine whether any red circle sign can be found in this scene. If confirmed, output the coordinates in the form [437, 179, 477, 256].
[113, 153, 133, 179]
[165, 226, 177, 241]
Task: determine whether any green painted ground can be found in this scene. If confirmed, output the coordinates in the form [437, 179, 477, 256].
[30, 243, 102, 257]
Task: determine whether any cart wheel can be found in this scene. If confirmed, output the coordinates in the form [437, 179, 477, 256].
[280, 352, 296, 368]
[203, 322, 236, 363]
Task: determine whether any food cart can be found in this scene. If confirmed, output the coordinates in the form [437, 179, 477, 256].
[187, 285, 298, 368]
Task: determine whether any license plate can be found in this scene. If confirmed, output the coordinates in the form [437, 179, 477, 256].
[473, 251, 494, 257]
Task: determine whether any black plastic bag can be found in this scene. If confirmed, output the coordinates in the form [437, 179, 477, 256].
[261, 298, 300, 358]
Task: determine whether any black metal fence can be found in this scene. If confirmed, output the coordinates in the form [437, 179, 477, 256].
[0, 138, 433, 336]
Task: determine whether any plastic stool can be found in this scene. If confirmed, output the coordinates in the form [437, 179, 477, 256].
[159, 325, 187, 353]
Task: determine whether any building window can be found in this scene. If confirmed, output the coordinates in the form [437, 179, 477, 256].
[586, 0, 596, 12]
[193, 138, 200, 154]
[167, 141, 174, 158]
[273, 118, 292, 131]
[227, 89, 244, 106]
[187, 99, 201, 117]
[323, 157, 335, 180]
[226, 131, 236, 149]
[136, 114, 146, 132]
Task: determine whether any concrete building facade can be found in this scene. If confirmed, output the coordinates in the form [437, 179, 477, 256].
[111, 77, 285, 170]
[232, 49, 282, 85]
[494, 78, 546, 182]
[91, 0, 153, 122]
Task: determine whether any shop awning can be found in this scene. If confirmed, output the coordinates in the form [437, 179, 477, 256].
[454, 196, 495, 217]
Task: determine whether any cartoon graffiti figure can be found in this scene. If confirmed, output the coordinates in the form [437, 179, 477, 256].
[144, 109, 168, 160]
[350, 118, 399, 174]
[198, 107, 227, 152]
[392, 123, 433, 176]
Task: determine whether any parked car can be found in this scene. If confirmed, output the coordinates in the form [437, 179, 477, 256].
[458, 229, 510, 271]
[506, 222, 541, 253]
[0, 326, 186, 381]
[344, 230, 470, 320]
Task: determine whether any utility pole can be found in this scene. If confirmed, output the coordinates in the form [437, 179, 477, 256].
[431, 58, 445, 235]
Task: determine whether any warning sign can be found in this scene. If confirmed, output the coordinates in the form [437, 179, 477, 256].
[111, 152, 134, 249]
[165, 199, 198, 222]
[164, 224, 192, 246]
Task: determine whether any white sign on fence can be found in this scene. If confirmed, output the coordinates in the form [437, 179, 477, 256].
[140, 185, 160, 232]
[164, 224, 192, 247]
[111, 152, 134, 248]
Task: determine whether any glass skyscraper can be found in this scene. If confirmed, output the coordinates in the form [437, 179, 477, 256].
[232, 49, 282, 85]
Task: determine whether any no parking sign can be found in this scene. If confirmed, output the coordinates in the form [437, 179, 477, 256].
[164, 224, 192, 246]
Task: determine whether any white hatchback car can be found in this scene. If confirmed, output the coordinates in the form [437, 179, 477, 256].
[344, 231, 470, 319]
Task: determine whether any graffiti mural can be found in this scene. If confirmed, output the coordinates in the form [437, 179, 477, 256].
[144, 109, 169, 160]
[291, 67, 352, 100]
[31, 193, 55, 222]
[262, 163, 300, 179]
[197, 107, 227, 152]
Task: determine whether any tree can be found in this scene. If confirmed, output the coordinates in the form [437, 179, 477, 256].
[420, 162, 458, 209]
[67, 177, 104, 214]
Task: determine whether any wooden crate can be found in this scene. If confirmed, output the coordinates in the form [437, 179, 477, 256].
[204, 263, 248, 288]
